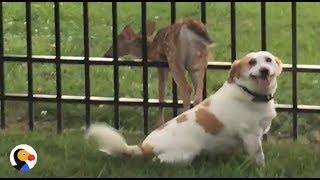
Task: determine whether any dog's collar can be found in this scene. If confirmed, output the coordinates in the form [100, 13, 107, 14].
[237, 84, 274, 102]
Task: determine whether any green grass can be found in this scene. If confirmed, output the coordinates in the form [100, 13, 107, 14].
[0, 129, 320, 178]
[1, 2, 320, 177]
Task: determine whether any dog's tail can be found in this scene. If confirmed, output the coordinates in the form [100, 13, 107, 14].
[85, 123, 143, 157]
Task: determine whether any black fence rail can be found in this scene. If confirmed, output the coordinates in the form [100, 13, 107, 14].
[1, 2, 320, 140]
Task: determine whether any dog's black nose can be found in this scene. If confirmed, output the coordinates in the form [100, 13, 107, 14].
[259, 68, 270, 77]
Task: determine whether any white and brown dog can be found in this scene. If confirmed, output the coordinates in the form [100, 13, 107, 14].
[86, 51, 283, 166]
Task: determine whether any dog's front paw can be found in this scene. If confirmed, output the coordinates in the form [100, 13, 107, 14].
[253, 154, 265, 167]
[247, 153, 265, 167]
[256, 157, 265, 167]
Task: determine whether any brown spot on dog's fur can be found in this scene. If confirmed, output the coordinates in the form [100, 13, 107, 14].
[227, 56, 252, 83]
[176, 113, 187, 123]
[195, 108, 224, 134]
[138, 143, 154, 157]
[274, 56, 283, 66]
[275, 57, 283, 72]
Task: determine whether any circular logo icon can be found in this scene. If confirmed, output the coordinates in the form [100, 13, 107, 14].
[10, 144, 37, 173]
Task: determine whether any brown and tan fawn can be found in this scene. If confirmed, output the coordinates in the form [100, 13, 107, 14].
[104, 19, 214, 128]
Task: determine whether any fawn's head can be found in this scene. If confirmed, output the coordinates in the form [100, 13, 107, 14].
[104, 21, 156, 58]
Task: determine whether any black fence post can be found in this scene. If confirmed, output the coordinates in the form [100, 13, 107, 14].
[230, 2, 236, 62]
[291, 2, 298, 140]
[54, 2, 62, 134]
[261, 2, 268, 141]
[83, 2, 90, 129]
[0, 2, 4, 130]
[200, 2, 207, 100]
[261, 2, 266, 51]
[26, 2, 34, 131]
[141, 2, 149, 135]
[112, 2, 120, 130]
[171, 2, 178, 118]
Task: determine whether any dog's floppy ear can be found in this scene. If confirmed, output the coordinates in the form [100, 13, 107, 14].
[227, 56, 252, 83]
[227, 60, 241, 83]
[274, 56, 283, 75]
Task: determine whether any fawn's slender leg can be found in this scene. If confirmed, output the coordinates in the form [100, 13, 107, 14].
[154, 67, 168, 128]
[189, 67, 207, 105]
[189, 52, 208, 105]
[167, 55, 192, 111]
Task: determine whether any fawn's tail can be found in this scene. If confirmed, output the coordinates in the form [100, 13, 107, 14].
[184, 19, 213, 45]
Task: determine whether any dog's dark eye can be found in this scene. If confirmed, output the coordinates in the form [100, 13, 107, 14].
[249, 59, 257, 66]
[266, 57, 272, 63]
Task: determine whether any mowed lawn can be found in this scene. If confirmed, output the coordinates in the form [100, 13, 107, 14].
[0, 2, 320, 177]
[0, 129, 320, 178]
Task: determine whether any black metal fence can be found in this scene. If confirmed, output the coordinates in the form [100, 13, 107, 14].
[0, 2, 320, 140]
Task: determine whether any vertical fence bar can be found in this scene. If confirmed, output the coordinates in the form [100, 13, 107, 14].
[54, 2, 62, 133]
[141, 2, 149, 135]
[112, 2, 119, 129]
[200, 2, 207, 100]
[230, 2, 236, 62]
[0, 3, 4, 129]
[291, 2, 298, 140]
[171, 2, 178, 117]
[261, 2, 266, 51]
[26, 2, 34, 131]
[83, 2, 90, 129]
[261, 2, 268, 141]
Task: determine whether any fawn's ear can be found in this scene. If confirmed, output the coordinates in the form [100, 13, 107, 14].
[146, 21, 156, 37]
[120, 25, 137, 40]
[138, 21, 156, 37]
